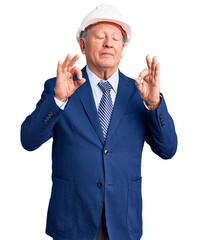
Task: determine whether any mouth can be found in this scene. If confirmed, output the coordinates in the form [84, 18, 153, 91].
[101, 53, 114, 56]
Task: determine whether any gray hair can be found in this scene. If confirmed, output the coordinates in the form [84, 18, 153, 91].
[79, 28, 127, 44]
[79, 28, 90, 39]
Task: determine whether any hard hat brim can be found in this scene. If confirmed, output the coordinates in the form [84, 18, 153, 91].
[76, 18, 131, 46]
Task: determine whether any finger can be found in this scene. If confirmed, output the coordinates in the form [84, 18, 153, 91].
[154, 62, 160, 79]
[71, 66, 82, 79]
[67, 54, 80, 70]
[139, 69, 149, 79]
[62, 53, 71, 69]
[146, 55, 152, 69]
[152, 56, 157, 76]
[57, 60, 63, 76]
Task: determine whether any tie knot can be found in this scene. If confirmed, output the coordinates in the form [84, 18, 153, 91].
[98, 80, 112, 93]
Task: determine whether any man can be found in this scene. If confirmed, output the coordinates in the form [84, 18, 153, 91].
[21, 4, 177, 240]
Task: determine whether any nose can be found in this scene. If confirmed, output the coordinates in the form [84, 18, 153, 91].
[104, 38, 113, 48]
[104, 44, 113, 48]
[104, 43, 113, 48]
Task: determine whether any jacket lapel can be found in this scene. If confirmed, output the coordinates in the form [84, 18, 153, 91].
[75, 67, 105, 144]
[75, 67, 135, 145]
[105, 71, 135, 144]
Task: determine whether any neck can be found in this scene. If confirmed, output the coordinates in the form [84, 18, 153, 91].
[87, 64, 118, 80]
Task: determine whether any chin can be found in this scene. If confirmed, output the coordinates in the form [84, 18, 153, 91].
[98, 60, 117, 69]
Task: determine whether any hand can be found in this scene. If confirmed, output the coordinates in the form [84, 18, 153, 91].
[135, 55, 160, 106]
[54, 53, 86, 101]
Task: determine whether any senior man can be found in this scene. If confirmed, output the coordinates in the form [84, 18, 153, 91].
[21, 4, 177, 240]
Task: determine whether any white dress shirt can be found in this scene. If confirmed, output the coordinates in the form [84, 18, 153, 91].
[86, 65, 118, 109]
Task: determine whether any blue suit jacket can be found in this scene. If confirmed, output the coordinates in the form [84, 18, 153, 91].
[21, 66, 177, 240]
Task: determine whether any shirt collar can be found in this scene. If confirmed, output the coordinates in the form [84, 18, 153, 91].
[86, 65, 119, 93]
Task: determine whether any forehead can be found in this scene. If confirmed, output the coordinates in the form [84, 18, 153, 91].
[89, 23, 123, 35]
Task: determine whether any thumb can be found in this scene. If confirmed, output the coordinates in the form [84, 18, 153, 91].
[74, 78, 86, 89]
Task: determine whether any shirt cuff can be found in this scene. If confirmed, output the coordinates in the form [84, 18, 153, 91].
[54, 97, 68, 110]
[143, 94, 162, 110]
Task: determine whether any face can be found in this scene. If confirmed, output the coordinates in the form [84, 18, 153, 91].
[79, 23, 124, 72]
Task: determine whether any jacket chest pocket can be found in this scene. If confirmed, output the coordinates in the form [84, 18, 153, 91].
[47, 177, 77, 234]
[127, 178, 142, 233]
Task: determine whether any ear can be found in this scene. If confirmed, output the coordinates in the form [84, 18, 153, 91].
[120, 43, 125, 58]
[79, 39, 86, 54]
[121, 43, 125, 51]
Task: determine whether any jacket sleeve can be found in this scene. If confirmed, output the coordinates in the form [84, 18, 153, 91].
[21, 78, 64, 151]
[145, 96, 177, 159]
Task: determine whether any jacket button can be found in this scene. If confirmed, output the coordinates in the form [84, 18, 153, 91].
[44, 118, 49, 123]
[161, 121, 165, 127]
[48, 111, 54, 117]
[104, 149, 109, 155]
[97, 182, 103, 188]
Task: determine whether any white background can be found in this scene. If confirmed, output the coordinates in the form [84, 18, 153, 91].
[0, 0, 197, 239]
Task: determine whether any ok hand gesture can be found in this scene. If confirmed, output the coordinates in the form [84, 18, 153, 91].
[54, 54, 86, 101]
[135, 55, 160, 106]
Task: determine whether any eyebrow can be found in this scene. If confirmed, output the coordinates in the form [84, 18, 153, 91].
[93, 29, 122, 36]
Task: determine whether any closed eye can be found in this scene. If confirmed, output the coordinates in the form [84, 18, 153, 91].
[113, 35, 122, 41]
[95, 34, 105, 40]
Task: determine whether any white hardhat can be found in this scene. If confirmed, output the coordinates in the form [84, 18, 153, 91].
[76, 4, 131, 46]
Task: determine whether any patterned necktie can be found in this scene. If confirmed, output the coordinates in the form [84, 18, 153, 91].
[98, 80, 113, 140]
